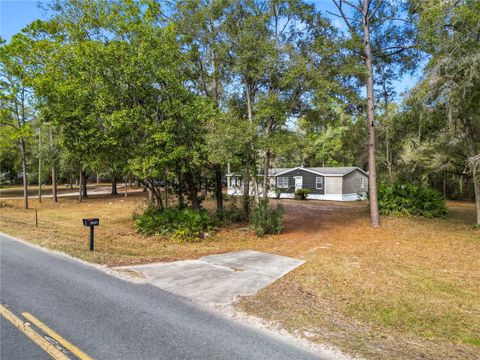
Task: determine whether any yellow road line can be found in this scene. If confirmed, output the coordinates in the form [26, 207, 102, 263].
[0, 304, 69, 360]
[22, 312, 93, 360]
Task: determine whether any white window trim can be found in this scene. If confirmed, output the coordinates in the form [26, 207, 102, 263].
[315, 177, 324, 190]
[277, 177, 289, 189]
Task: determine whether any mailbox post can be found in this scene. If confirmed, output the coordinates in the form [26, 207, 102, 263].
[82, 218, 99, 251]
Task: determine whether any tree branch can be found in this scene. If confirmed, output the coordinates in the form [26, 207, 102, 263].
[332, 0, 356, 34]
[326, 10, 356, 23]
[342, 0, 362, 12]
[367, 0, 383, 21]
[381, 44, 416, 56]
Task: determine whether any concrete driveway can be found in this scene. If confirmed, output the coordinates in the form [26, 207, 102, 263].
[115, 250, 304, 305]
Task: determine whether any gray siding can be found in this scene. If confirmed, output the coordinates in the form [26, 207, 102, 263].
[343, 169, 368, 194]
[275, 169, 325, 195]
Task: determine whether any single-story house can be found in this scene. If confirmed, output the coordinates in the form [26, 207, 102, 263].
[226, 166, 368, 201]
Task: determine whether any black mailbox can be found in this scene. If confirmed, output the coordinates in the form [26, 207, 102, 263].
[82, 218, 99, 251]
[83, 218, 99, 227]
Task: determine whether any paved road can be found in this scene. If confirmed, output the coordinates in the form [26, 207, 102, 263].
[0, 234, 328, 360]
[1, 316, 51, 360]
[0, 185, 140, 200]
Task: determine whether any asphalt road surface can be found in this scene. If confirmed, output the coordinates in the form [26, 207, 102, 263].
[0, 234, 329, 360]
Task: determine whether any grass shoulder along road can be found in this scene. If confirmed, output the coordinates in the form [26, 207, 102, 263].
[0, 191, 479, 360]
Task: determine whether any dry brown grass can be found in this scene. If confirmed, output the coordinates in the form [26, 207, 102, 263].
[0, 191, 479, 359]
[237, 200, 480, 360]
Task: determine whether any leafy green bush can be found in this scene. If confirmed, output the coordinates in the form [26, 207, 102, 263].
[250, 200, 285, 236]
[295, 188, 311, 200]
[216, 206, 246, 224]
[377, 183, 447, 218]
[134, 207, 214, 241]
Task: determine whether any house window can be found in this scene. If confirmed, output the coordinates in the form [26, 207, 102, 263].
[356, 177, 365, 189]
[277, 177, 289, 189]
[315, 177, 324, 189]
[230, 177, 242, 187]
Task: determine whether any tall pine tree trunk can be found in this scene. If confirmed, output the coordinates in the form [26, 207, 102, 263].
[50, 127, 57, 203]
[52, 164, 57, 203]
[79, 168, 83, 202]
[473, 173, 480, 226]
[19, 138, 28, 209]
[82, 170, 88, 198]
[245, 83, 260, 205]
[464, 118, 480, 225]
[263, 149, 270, 200]
[215, 165, 223, 210]
[38, 127, 42, 203]
[211, 51, 224, 211]
[362, 3, 380, 227]
[242, 164, 250, 217]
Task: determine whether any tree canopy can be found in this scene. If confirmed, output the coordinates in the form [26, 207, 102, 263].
[1, 0, 478, 225]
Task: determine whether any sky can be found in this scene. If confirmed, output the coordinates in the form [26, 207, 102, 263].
[0, 0, 419, 97]
[0, 1, 48, 41]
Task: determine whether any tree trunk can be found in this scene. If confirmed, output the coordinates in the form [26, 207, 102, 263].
[211, 53, 223, 211]
[96, 173, 100, 184]
[79, 168, 83, 202]
[165, 170, 169, 208]
[215, 165, 223, 210]
[52, 164, 58, 203]
[251, 164, 260, 205]
[147, 187, 154, 204]
[443, 172, 447, 198]
[49, 127, 57, 203]
[243, 164, 250, 217]
[473, 174, 480, 225]
[385, 129, 393, 183]
[111, 178, 118, 195]
[82, 170, 88, 198]
[185, 171, 200, 209]
[19, 138, 28, 209]
[38, 127, 42, 203]
[124, 176, 128, 198]
[177, 170, 185, 208]
[165, 183, 169, 208]
[263, 149, 270, 200]
[464, 118, 480, 225]
[244, 83, 259, 205]
[362, 5, 380, 227]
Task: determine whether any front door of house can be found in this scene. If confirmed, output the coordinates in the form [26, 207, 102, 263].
[294, 176, 303, 190]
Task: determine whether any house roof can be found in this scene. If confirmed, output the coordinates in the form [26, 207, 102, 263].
[227, 166, 368, 177]
[267, 168, 292, 176]
[274, 166, 367, 177]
